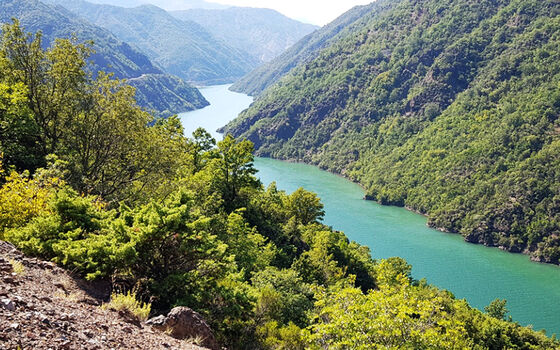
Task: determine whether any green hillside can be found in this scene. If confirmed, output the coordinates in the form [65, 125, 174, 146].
[224, 0, 560, 263]
[48, 0, 259, 84]
[0, 20, 558, 348]
[0, 0, 208, 116]
[172, 7, 317, 63]
[128, 74, 208, 117]
[229, 1, 388, 96]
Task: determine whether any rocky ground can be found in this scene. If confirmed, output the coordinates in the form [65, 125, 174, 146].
[0, 241, 209, 350]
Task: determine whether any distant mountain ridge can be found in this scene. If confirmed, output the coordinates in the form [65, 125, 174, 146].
[172, 7, 318, 63]
[230, 2, 384, 96]
[48, 0, 259, 84]
[87, 0, 228, 10]
[1, 0, 208, 116]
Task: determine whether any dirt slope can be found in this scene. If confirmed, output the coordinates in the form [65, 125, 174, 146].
[0, 241, 209, 350]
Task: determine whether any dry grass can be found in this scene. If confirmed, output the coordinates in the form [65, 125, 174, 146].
[9, 259, 25, 275]
[101, 291, 151, 321]
[54, 290, 81, 302]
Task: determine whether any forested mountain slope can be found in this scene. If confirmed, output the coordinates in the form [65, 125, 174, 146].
[224, 0, 560, 263]
[48, 0, 259, 84]
[0, 0, 207, 116]
[230, 1, 390, 96]
[1, 20, 558, 349]
[172, 7, 318, 63]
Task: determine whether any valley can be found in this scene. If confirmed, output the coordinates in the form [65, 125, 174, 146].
[181, 84, 560, 336]
[1, 0, 560, 348]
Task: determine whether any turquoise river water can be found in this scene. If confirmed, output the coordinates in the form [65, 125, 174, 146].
[180, 84, 560, 335]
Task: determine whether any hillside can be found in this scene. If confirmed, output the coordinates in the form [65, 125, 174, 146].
[223, 0, 560, 263]
[128, 74, 208, 117]
[48, 0, 259, 84]
[0, 0, 208, 116]
[230, 1, 388, 96]
[0, 20, 558, 348]
[0, 241, 209, 350]
[172, 7, 318, 63]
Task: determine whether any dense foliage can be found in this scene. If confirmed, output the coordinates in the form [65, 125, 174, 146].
[224, 0, 560, 263]
[0, 0, 208, 116]
[172, 7, 317, 63]
[47, 0, 258, 84]
[127, 73, 209, 118]
[0, 21, 557, 349]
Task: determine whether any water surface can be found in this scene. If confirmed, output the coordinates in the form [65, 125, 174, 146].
[180, 84, 560, 335]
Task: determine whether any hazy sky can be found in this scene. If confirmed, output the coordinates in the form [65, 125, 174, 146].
[211, 0, 373, 25]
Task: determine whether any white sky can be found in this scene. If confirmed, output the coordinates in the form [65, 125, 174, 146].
[211, 0, 374, 25]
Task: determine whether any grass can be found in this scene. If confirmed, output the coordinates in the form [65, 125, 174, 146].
[54, 290, 80, 302]
[9, 259, 25, 275]
[101, 290, 151, 321]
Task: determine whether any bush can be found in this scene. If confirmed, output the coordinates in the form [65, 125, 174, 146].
[102, 290, 151, 321]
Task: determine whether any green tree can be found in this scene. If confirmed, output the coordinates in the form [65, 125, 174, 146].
[1, 19, 92, 156]
[191, 127, 216, 173]
[212, 134, 259, 211]
[484, 298, 509, 320]
[284, 188, 324, 225]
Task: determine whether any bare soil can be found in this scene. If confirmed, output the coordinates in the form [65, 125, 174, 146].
[0, 241, 208, 350]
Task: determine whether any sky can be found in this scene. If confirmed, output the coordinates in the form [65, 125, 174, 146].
[87, 0, 374, 26]
[210, 0, 373, 25]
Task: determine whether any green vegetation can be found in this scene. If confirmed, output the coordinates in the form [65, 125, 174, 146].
[9, 259, 26, 275]
[0, 0, 208, 117]
[102, 291, 152, 321]
[47, 0, 258, 84]
[230, 1, 385, 96]
[225, 0, 560, 264]
[0, 21, 557, 349]
[127, 73, 209, 118]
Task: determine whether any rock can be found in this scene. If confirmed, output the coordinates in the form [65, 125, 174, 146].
[145, 315, 166, 327]
[3, 276, 16, 284]
[36, 312, 50, 324]
[54, 282, 67, 291]
[147, 306, 219, 350]
[59, 313, 75, 321]
[0, 298, 15, 311]
[0, 258, 13, 273]
[117, 309, 141, 327]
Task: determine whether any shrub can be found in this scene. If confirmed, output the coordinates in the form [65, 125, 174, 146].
[102, 290, 151, 321]
[9, 259, 25, 275]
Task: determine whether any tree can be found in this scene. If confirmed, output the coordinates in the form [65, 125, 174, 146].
[1, 19, 92, 157]
[0, 20, 192, 203]
[191, 127, 216, 173]
[212, 135, 259, 211]
[284, 188, 324, 225]
[484, 298, 509, 320]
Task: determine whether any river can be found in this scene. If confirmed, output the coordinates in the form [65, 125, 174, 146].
[179, 84, 560, 335]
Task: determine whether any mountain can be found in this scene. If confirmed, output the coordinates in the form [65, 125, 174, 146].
[48, 0, 259, 84]
[230, 2, 383, 96]
[87, 0, 228, 10]
[224, 0, 560, 264]
[172, 7, 318, 63]
[127, 74, 208, 117]
[0, 0, 208, 116]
